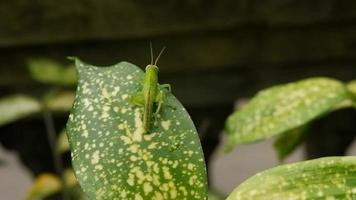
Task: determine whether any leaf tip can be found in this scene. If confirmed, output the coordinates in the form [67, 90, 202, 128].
[66, 56, 77, 61]
[67, 56, 83, 68]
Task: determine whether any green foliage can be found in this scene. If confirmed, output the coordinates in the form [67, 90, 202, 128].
[26, 169, 86, 200]
[273, 124, 309, 161]
[225, 77, 352, 151]
[0, 91, 74, 126]
[347, 80, 356, 95]
[56, 129, 70, 155]
[0, 59, 76, 126]
[44, 90, 75, 112]
[67, 58, 207, 199]
[28, 58, 77, 86]
[0, 95, 42, 125]
[226, 156, 356, 200]
[208, 190, 224, 200]
[26, 173, 61, 200]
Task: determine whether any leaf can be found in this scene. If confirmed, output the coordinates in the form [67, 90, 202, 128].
[63, 168, 80, 188]
[45, 91, 75, 112]
[226, 156, 356, 200]
[26, 174, 61, 200]
[273, 91, 356, 161]
[347, 80, 356, 96]
[0, 95, 42, 126]
[347, 80, 356, 108]
[67, 58, 208, 200]
[26, 169, 86, 200]
[225, 77, 350, 151]
[57, 129, 70, 154]
[28, 58, 77, 86]
[208, 190, 224, 200]
[273, 124, 309, 161]
[273, 95, 356, 160]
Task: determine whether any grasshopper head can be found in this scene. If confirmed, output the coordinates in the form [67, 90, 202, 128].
[145, 64, 159, 72]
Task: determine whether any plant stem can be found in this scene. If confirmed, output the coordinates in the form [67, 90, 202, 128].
[43, 110, 70, 200]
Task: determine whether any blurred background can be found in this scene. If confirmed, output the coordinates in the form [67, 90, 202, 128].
[1, 0, 356, 199]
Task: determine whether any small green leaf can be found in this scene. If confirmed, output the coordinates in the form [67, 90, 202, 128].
[225, 77, 350, 151]
[28, 58, 77, 86]
[44, 91, 75, 112]
[347, 80, 356, 96]
[0, 95, 42, 126]
[26, 169, 86, 200]
[57, 129, 70, 154]
[273, 124, 309, 161]
[208, 190, 224, 200]
[26, 173, 61, 200]
[226, 156, 356, 200]
[347, 80, 356, 108]
[67, 58, 207, 199]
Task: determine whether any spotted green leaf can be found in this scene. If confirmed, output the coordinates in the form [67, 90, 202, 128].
[0, 95, 42, 126]
[227, 156, 356, 200]
[273, 95, 356, 161]
[67, 58, 207, 200]
[225, 77, 350, 151]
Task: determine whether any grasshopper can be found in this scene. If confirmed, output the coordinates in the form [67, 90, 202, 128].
[131, 45, 171, 133]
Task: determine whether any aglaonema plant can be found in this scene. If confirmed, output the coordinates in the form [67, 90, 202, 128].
[66, 58, 208, 199]
[64, 54, 356, 200]
[224, 77, 356, 199]
[225, 77, 356, 159]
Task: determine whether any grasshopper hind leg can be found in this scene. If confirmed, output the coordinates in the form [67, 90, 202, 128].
[130, 92, 144, 106]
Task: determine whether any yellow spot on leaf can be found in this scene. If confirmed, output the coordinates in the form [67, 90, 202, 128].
[161, 120, 171, 130]
[135, 194, 143, 200]
[122, 94, 129, 100]
[143, 182, 153, 194]
[91, 151, 100, 164]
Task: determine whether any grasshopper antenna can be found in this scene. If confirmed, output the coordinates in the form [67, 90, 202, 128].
[154, 47, 166, 65]
[150, 42, 154, 65]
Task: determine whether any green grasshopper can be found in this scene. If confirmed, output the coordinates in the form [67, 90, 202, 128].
[131, 45, 171, 133]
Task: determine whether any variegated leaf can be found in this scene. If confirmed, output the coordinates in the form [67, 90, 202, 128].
[225, 77, 350, 151]
[227, 156, 356, 200]
[67, 58, 207, 200]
